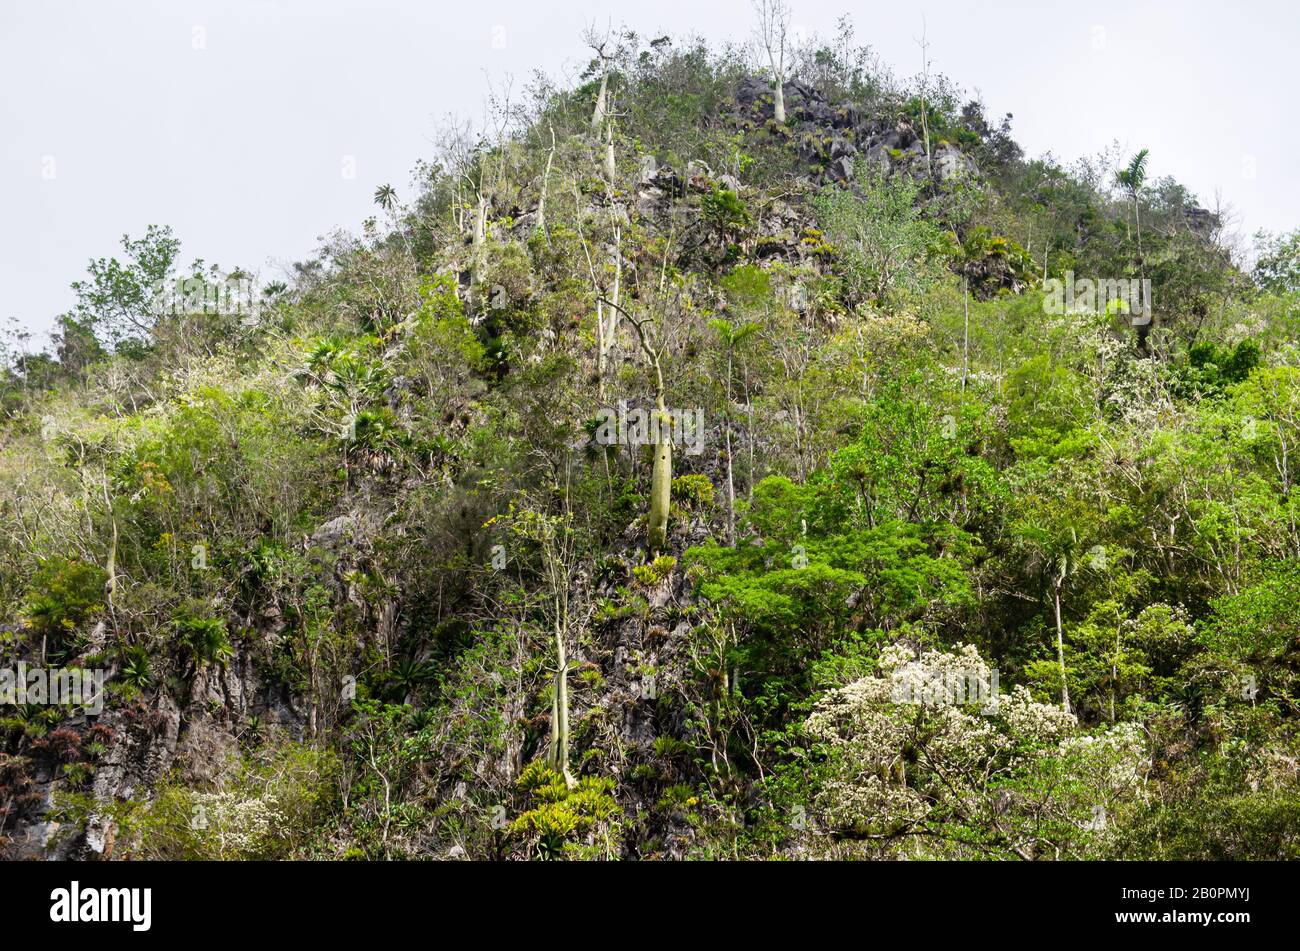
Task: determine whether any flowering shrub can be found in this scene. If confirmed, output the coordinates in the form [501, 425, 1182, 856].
[799, 643, 1147, 859]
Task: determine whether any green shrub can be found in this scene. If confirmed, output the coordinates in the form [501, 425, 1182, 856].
[671, 474, 715, 509]
[633, 555, 677, 588]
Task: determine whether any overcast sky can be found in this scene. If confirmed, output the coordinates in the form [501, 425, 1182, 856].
[3, 0, 1296, 346]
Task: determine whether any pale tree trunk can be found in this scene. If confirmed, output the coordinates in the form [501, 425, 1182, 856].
[1111, 621, 1120, 723]
[603, 296, 672, 554]
[1133, 196, 1143, 267]
[595, 300, 606, 395]
[598, 227, 622, 397]
[746, 378, 755, 503]
[648, 389, 673, 555]
[603, 122, 617, 182]
[962, 278, 970, 393]
[471, 192, 487, 287]
[1053, 570, 1071, 715]
[591, 69, 609, 132]
[574, 180, 621, 398]
[535, 125, 556, 237]
[549, 620, 575, 787]
[917, 22, 933, 181]
[755, 0, 790, 124]
[724, 350, 736, 545]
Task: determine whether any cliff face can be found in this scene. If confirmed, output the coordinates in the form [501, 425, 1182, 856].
[735, 75, 976, 187]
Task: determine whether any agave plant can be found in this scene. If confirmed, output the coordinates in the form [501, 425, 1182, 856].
[386, 658, 436, 702]
[175, 615, 233, 668]
[119, 645, 152, 690]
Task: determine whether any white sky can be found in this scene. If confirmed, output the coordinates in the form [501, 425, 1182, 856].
[3, 0, 1297, 346]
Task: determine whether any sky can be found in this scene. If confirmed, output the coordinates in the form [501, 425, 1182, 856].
[3, 0, 1297, 348]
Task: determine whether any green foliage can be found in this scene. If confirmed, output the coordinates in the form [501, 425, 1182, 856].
[22, 557, 107, 658]
[1171, 339, 1261, 397]
[2, 23, 1296, 865]
[173, 612, 232, 667]
[1252, 229, 1300, 293]
[701, 187, 752, 236]
[671, 474, 715, 509]
[507, 760, 621, 859]
[633, 555, 678, 588]
[813, 171, 944, 309]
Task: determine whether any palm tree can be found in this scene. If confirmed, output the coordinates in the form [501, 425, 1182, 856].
[373, 184, 412, 257]
[373, 183, 398, 213]
[1115, 149, 1149, 270]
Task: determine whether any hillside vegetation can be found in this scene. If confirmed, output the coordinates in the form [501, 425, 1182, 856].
[3, 17, 1300, 860]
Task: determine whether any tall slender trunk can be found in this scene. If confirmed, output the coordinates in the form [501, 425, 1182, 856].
[746, 378, 755, 502]
[550, 620, 574, 787]
[648, 388, 672, 555]
[603, 123, 617, 182]
[961, 278, 970, 393]
[1110, 621, 1120, 724]
[471, 192, 487, 287]
[536, 125, 556, 238]
[1133, 196, 1143, 270]
[724, 351, 736, 545]
[1053, 572, 1071, 715]
[591, 70, 609, 132]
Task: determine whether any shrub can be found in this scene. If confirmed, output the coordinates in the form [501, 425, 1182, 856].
[633, 555, 677, 588]
[671, 474, 715, 509]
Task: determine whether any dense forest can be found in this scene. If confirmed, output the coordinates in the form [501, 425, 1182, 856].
[3, 12, 1300, 861]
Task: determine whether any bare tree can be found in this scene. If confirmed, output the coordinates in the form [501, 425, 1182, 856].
[583, 22, 614, 133]
[602, 296, 671, 554]
[915, 18, 934, 182]
[752, 0, 793, 124]
[534, 124, 557, 238]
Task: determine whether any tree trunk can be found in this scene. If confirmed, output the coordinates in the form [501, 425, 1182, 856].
[603, 123, 617, 182]
[724, 351, 736, 545]
[1133, 196, 1143, 268]
[536, 126, 556, 237]
[1053, 575, 1071, 715]
[1111, 622, 1120, 724]
[471, 192, 487, 287]
[648, 390, 672, 555]
[591, 70, 608, 132]
[549, 622, 575, 788]
[961, 278, 970, 393]
[773, 77, 786, 124]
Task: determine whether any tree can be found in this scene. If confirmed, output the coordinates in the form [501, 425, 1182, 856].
[601, 296, 672, 554]
[1253, 229, 1300, 294]
[1011, 475, 1105, 715]
[1115, 149, 1149, 273]
[69, 225, 184, 347]
[796, 643, 1145, 859]
[709, 317, 761, 545]
[814, 173, 942, 310]
[583, 24, 616, 133]
[507, 509, 584, 789]
[915, 17, 934, 182]
[752, 0, 793, 124]
[373, 184, 397, 213]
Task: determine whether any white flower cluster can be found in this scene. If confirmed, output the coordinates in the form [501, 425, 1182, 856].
[190, 790, 288, 859]
[801, 641, 1146, 855]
